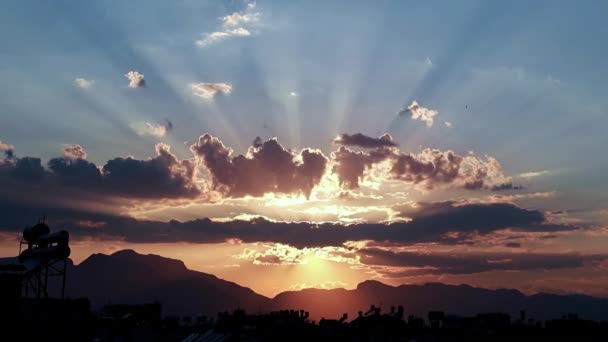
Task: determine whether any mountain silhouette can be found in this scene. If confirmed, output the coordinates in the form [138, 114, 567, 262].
[60, 250, 608, 321]
[274, 280, 608, 321]
[64, 249, 271, 316]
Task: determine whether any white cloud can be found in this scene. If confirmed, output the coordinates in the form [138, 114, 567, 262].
[222, 9, 259, 27]
[519, 170, 551, 178]
[74, 78, 93, 89]
[398, 100, 439, 127]
[125, 71, 145, 88]
[197, 1, 260, 47]
[195, 28, 251, 47]
[444, 121, 452, 127]
[131, 119, 173, 138]
[0, 140, 14, 152]
[190, 82, 233, 99]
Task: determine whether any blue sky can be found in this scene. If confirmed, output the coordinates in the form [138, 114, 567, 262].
[1, 0, 608, 296]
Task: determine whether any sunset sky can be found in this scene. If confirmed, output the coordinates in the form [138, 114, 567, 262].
[1, 0, 608, 298]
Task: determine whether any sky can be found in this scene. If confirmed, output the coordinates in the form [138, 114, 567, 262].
[1, 0, 608, 298]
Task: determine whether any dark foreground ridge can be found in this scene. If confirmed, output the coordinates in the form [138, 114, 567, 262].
[2, 248, 608, 340]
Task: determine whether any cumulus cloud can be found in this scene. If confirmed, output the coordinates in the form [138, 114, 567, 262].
[132, 119, 173, 137]
[125, 71, 145, 88]
[331, 146, 392, 188]
[190, 82, 233, 99]
[398, 100, 438, 127]
[195, 28, 252, 47]
[333, 133, 397, 148]
[390, 149, 461, 188]
[191, 134, 327, 198]
[330, 137, 516, 191]
[4, 157, 45, 180]
[74, 78, 93, 89]
[62, 144, 88, 160]
[1, 143, 198, 200]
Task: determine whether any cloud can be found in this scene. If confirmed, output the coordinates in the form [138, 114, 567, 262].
[333, 133, 397, 148]
[330, 140, 516, 191]
[132, 119, 173, 137]
[235, 244, 306, 266]
[0, 140, 14, 155]
[221, 2, 260, 27]
[190, 83, 233, 99]
[195, 28, 252, 47]
[390, 149, 461, 188]
[74, 78, 93, 89]
[444, 121, 452, 127]
[62, 144, 88, 160]
[191, 134, 328, 198]
[0, 199, 576, 249]
[398, 100, 438, 127]
[519, 170, 550, 178]
[5, 157, 45, 180]
[1, 143, 199, 201]
[331, 146, 392, 188]
[359, 249, 605, 277]
[125, 71, 145, 88]
[197, 1, 259, 47]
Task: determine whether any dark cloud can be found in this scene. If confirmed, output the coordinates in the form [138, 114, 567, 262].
[333, 133, 397, 148]
[490, 183, 524, 191]
[1, 144, 199, 200]
[99, 143, 197, 198]
[390, 149, 461, 188]
[62, 144, 88, 160]
[191, 134, 327, 198]
[395, 201, 547, 234]
[10, 157, 45, 180]
[0, 200, 576, 249]
[358, 248, 605, 277]
[331, 146, 392, 188]
[164, 118, 173, 133]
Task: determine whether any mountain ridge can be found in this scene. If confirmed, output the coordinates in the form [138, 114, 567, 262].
[59, 250, 608, 321]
